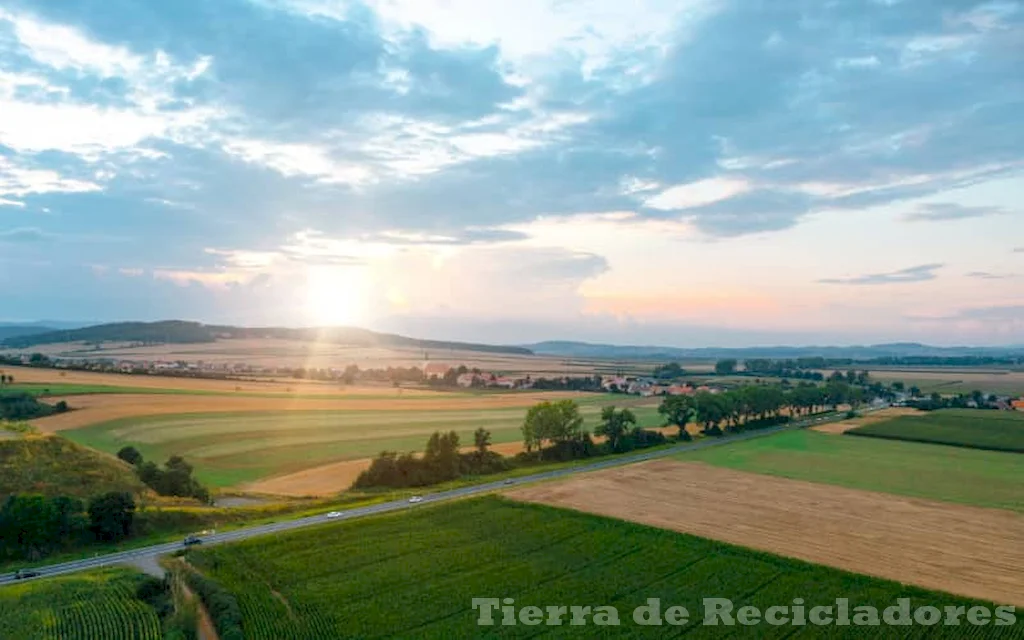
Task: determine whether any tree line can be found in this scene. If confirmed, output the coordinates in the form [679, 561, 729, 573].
[354, 400, 668, 489]
[117, 447, 211, 503]
[0, 392, 68, 420]
[0, 491, 136, 561]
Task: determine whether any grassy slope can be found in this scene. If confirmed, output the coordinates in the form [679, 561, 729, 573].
[189, 496, 1019, 639]
[0, 434, 148, 499]
[0, 568, 161, 640]
[847, 409, 1024, 453]
[678, 429, 1024, 512]
[62, 398, 662, 487]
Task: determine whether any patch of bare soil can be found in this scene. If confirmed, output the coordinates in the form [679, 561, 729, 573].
[506, 459, 1024, 606]
[812, 407, 922, 434]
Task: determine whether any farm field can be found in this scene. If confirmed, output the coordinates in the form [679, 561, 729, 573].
[847, 408, 1024, 453]
[31, 387, 597, 433]
[4, 338, 669, 376]
[61, 396, 663, 488]
[188, 496, 1019, 638]
[507, 462, 1024, 607]
[862, 368, 1024, 396]
[0, 568, 161, 640]
[1, 365, 519, 399]
[679, 429, 1024, 511]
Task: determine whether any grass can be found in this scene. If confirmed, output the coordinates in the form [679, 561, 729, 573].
[0, 434, 148, 499]
[677, 429, 1024, 512]
[847, 409, 1024, 453]
[187, 496, 1020, 638]
[62, 399, 663, 487]
[0, 567, 161, 640]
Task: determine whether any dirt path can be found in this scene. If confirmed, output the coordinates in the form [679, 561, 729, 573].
[506, 459, 1024, 606]
[812, 407, 921, 434]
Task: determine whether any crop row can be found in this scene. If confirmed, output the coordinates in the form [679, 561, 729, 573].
[188, 497, 1024, 639]
[0, 569, 161, 640]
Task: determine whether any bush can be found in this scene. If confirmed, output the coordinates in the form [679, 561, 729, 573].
[183, 570, 244, 640]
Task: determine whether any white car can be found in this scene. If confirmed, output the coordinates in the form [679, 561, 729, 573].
[326, 511, 342, 519]
[408, 496, 423, 503]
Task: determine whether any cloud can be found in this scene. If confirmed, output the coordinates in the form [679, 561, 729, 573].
[904, 202, 1007, 222]
[819, 263, 943, 286]
[2, 0, 1024, 341]
[0, 227, 55, 243]
[966, 271, 1014, 280]
[644, 177, 751, 211]
[1014, 247, 1024, 253]
[0, 157, 102, 198]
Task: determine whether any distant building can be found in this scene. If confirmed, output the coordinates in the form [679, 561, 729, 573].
[1012, 399, 1024, 411]
[423, 363, 450, 378]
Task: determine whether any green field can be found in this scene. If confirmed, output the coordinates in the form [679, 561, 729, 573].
[848, 409, 1024, 453]
[679, 430, 1024, 512]
[188, 496, 1019, 638]
[0, 568, 161, 640]
[63, 398, 662, 487]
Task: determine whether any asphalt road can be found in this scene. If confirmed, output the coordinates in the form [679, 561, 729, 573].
[0, 409, 873, 586]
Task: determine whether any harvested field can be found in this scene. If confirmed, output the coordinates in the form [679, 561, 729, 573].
[1, 364, 451, 396]
[862, 368, 1024, 396]
[5, 338, 670, 376]
[507, 459, 1024, 606]
[812, 407, 922, 434]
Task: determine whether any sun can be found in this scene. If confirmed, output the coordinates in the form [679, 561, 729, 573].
[304, 266, 370, 326]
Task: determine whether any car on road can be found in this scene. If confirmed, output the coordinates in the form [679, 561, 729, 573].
[183, 535, 203, 546]
[326, 511, 342, 518]
[503, 479, 515, 485]
[14, 569, 40, 580]
[408, 496, 423, 503]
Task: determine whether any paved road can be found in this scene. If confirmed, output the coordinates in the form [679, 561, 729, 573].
[0, 409, 874, 586]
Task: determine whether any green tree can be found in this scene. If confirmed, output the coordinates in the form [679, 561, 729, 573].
[88, 492, 136, 542]
[694, 392, 728, 434]
[714, 359, 738, 375]
[595, 406, 636, 452]
[473, 427, 492, 454]
[117, 446, 143, 466]
[522, 400, 583, 450]
[657, 394, 694, 440]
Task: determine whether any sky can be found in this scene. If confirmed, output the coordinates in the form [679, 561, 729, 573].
[0, 0, 1022, 347]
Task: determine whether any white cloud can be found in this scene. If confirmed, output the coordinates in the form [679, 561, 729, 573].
[0, 157, 102, 198]
[644, 177, 751, 210]
[0, 198, 26, 208]
[836, 56, 881, 69]
[3, 11, 139, 77]
[221, 139, 375, 186]
[0, 10, 222, 158]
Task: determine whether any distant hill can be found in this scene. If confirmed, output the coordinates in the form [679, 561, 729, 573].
[524, 340, 1024, 361]
[0, 325, 58, 341]
[1, 320, 534, 356]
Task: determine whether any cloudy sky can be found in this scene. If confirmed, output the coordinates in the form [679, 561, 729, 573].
[1, 0, 1022, 347]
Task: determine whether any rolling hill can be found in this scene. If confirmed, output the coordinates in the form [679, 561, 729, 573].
[1, 320, 534, 356]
